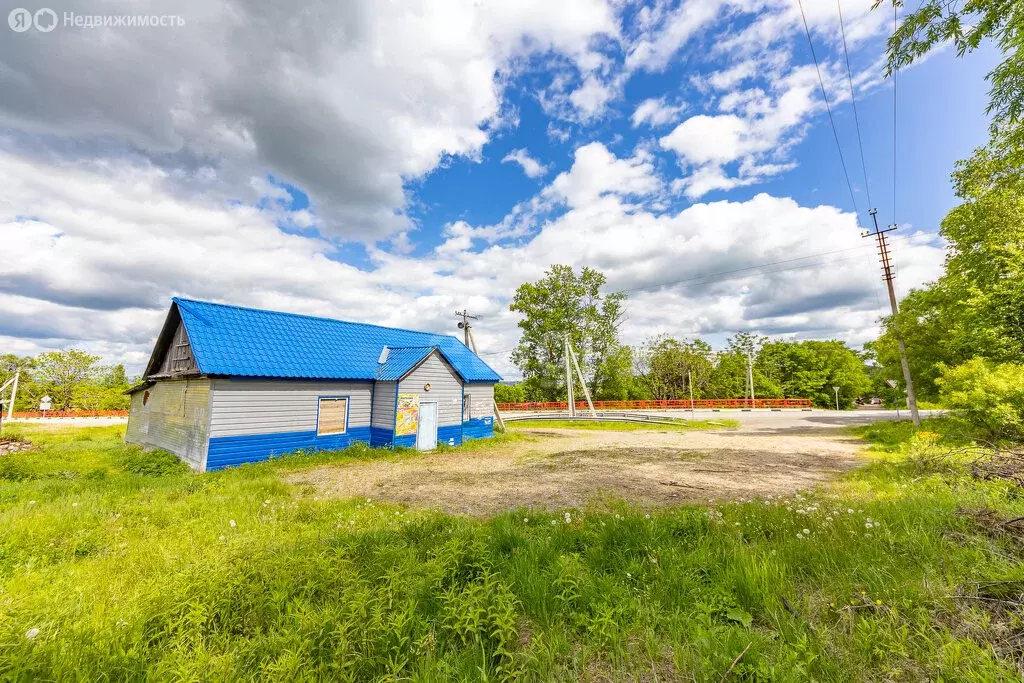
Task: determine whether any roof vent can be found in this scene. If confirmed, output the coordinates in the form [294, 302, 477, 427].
[377, 346, 390, 364]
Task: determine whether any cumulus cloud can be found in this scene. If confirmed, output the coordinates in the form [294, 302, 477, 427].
[0, 0, 619, 240]
[631, 97, 687, 128]
[501, 149, 548, 178]
[0, 144, 944, 378]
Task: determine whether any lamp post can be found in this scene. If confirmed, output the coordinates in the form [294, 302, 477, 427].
[832, 386, 840, 411]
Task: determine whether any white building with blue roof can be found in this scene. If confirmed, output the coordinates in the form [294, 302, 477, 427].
[125, 298, 502, 471]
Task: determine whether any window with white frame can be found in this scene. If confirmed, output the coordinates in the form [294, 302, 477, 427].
[317, 397, 348, 436]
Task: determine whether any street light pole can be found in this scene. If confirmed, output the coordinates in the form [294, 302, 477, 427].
[833, 386, 840, 411]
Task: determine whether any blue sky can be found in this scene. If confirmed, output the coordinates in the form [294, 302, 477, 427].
[0, 0, 998, 376]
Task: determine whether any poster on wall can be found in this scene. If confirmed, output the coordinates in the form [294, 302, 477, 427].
[396, 393, 420, 436]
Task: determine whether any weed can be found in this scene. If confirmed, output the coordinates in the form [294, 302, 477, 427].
[0, 420, 1021, 679]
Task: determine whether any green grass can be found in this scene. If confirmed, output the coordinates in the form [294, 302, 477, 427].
[0, 420, 1022, 680]
[507, 418, 739, 431]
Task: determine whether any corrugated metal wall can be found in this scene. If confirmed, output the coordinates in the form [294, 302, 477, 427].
[208, 379, 371, 437]
[399, 352, 463, 427]
[125, 379, 211, 469]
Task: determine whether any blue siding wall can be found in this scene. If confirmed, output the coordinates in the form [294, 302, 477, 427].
[370, 426, 394, 447]
[207, 426, 371, 470]
[463, 417, 494, 440]
[393, 434, 417, 449]
[438, 424, 462, 446]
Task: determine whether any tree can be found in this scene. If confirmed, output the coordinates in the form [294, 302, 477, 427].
[880, 0, 1024, 185]
[494, 383, 527, 405]
[0, 354, 37, 411]
[871, 1, 1024, 399]
[643, 336, 714, 400]
[758, 340, 872, 408]
[510, 265, 626, 402]
[33, 350, 101, 411]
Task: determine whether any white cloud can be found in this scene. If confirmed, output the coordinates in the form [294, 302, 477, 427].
[547, 143, 661, 207]
[501, 149, 548, 178]
[568, 75, 618, 121]
[0, 144, 945, 380]
[631, 97, 687, 127]
[0, 0, 619, 240]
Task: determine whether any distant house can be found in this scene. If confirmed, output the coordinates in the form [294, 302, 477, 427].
[126, 298, 502, 471]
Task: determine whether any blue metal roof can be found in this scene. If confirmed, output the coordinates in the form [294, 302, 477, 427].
[376, 346, 434, 381]
[170, 298, 502, 382]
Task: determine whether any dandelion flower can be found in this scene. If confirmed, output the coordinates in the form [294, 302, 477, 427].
[25, 628, 39, 639]
[803, 528, 810, 535]
[72, 502, 78, 508]
[864, 533, 873, 538]
[28, 500, 35, 506]
[796, 533, 804, 540]
[551, 520, 557, 526]
[218, 535, 226, 541]
[644, 514, 651, 520]
[875, 599, 883, 605]
[564, 512, 572, 524]
[865, 522, 873, 529]
[523, 518, 529, 523]
[229, 520, 237, 528]
[734, 522, 741, 526]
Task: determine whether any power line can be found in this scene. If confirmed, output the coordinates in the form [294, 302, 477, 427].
[892, 0, 899, 228]
[837, 0, 873, 209]
[796, 0, 861, 222]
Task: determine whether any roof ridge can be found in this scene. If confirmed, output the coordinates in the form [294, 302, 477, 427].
[173, 297, 463, 342]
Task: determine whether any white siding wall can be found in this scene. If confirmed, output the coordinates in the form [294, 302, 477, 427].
[125, 379, 211, 470]
[463, 383, 495, 420]
[398, 352, 463, 426]
[208, 380, 372, 438]
[372, 380, 397, 428]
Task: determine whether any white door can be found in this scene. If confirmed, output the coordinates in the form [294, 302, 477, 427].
[417, 402, 438, 450]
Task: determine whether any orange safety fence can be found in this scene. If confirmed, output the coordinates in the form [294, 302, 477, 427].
[496, 398, 812, 411]
[7, 410, 129, 419]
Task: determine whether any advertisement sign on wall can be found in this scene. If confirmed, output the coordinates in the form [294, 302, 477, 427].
[396, 393, 420, 436]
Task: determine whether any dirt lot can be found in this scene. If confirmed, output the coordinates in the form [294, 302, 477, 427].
[286, 421, 867, 516]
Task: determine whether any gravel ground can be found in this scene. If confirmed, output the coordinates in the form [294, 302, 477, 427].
[287, 420, 870, 516]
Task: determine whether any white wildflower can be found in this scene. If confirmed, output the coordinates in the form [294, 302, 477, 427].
[229, 520, 237, 528]
[796, 533, 804, 540]
[803, 528, 810, 535]
[865, 533, 873, 538]
[564, 512, 572, 524]
[551, 520, 557, 526]
[72, 502, 78, 508]
[25, 628, 39, 639]
[865, 522, 873, 529]
[523, 518, 529, 523]
[734, 522, 741, 527]
[644, 514, 651, 520]
[28, 500, 35, 506]
[847, 509, 854, 514]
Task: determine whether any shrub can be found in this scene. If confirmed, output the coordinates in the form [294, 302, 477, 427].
[937, 358, 1024, 441]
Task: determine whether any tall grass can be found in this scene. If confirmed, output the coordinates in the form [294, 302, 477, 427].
[0, 421, 1021, 680]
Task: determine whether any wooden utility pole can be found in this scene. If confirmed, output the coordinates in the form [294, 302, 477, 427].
[865, 209, 921, 426]
[461, 321, 507, 432]
[454, 309, 479, 347]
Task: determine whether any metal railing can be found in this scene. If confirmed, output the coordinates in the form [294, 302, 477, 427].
[496, 398, 812, 411]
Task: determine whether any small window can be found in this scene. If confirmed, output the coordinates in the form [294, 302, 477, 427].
[317, 398, 348, 436]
